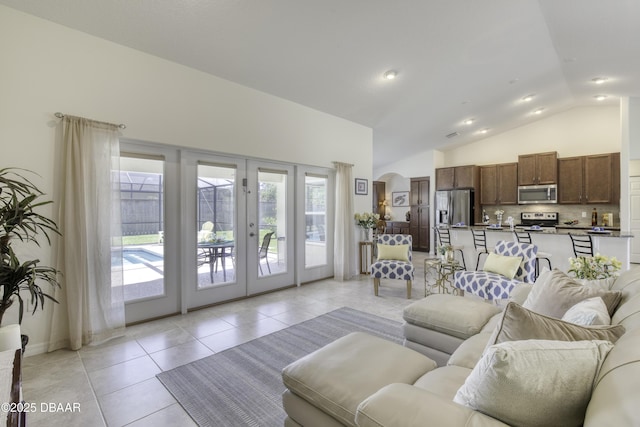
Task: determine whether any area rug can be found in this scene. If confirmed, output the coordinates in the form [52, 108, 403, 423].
[157, 307, 402, 426]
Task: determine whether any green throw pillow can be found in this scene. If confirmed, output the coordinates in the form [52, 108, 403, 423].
[482, 253, 522, 279]
[377, 244, 409, 262]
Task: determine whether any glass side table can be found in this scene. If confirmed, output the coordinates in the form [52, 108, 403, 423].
[424, 258, 464, 297]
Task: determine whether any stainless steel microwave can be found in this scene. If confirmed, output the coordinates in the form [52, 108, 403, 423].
[517, 184, 557, 204]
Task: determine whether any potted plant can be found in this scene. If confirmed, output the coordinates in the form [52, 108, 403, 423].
[0, 168, 61, 350]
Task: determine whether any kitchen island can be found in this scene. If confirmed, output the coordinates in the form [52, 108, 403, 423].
[443, 225, 633, 273]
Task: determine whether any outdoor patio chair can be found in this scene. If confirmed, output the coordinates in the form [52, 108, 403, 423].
[259, 231, 275, 275]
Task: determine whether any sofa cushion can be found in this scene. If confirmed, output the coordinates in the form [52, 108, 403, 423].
[413, 365, 471, 400]
[523, 269, 622, 318]
[447, 332, 493, 370]
[453, 339, 614, 427]
[486, 302, 625, 347]
[562, 297, 611, 326]
[282, 332, 436, 426]
[482, 253, 522, 279]
[377, 243, 409, 262]
[403, 294, 501, 340]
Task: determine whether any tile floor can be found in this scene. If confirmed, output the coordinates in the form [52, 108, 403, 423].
[21, 252, 431, 427]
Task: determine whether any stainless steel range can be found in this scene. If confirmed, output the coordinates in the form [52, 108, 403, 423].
[517, 212, 559, 228]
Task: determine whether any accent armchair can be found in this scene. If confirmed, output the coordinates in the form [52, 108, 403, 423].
[453, 240, 537, 300]
[370, 234, 414, 298]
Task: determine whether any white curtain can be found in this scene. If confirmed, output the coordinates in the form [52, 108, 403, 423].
[333, 162, 356, 280]
[49, 115, 125, 351]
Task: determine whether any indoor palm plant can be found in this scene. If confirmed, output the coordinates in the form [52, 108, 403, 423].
[0, 168, 61, 338]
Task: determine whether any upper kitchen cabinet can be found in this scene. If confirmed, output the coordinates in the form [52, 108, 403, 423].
[558, 153, 620, 204]
[480, 163, 518, 205]
[435, 165, 478, 190]
[518, 151, 557, 185]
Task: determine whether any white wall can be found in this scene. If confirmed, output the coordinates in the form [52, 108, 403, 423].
[444, 105, 620, 166]
[0, 6, 372, 352]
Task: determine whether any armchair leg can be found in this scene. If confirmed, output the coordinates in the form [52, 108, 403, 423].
[373, 278, 380, 296]
[406, 280, 412, 299]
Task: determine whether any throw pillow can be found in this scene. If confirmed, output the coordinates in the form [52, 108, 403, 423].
[522, 268, 622, 318]
[453, 339, 614, 427]
[486, 302, 625, 347]
[482, 253, 522, 279]
[376, 244, 409, 262]
[578, 277, 616, 291]
[562, 297, 611, 326]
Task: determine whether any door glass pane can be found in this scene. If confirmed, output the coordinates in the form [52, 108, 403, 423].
[305, 174, 327, 267]
[258, 170, 287, 276]
[119, 156, 165, 302]
[197, 163, 236, 289]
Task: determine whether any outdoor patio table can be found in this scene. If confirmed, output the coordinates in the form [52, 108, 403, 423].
[198, 241, 235, 282]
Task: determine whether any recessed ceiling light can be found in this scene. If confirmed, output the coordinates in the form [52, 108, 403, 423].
[463, 118, 474, 125]
[479, 128, 489, 134]
[594, 95, 607, 101]
[592, 77, 608, 85]
[383, 70, 397, 80]
[522, 94, 535, 102]
[533, 108, 545, 115]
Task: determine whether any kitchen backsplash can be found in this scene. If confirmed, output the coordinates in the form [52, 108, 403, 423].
[481, 204, 620, 227]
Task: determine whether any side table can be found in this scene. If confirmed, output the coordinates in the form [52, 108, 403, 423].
[424, 258, 464, 297]
[359, 241, 374, 274]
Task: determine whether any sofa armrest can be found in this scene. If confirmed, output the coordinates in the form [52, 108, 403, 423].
[356, 383, 508, 427]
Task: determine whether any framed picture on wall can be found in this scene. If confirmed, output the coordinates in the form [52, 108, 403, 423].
[355, 178, 368, 195]
[392, 191, 409, 207]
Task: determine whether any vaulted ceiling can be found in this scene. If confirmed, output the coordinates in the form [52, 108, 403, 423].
[2, 0, 639, 168]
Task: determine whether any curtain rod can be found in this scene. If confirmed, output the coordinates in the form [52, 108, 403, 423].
[55, 112, 127, 130]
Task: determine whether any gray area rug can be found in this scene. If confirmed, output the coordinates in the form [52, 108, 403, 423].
[157, 307, 402, 427]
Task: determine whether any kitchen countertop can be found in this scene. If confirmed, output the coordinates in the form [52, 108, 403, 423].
[462, 224, 633, 238]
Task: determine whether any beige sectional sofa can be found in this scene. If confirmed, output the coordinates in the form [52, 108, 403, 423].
[281, 267, 640, 426]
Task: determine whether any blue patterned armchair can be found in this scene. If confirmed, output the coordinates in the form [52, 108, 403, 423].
[370, 234, 414, 298]
[453, 240, 537, 300]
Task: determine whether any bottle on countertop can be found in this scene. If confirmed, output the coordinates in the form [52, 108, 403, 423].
[591, 208, 598, 226]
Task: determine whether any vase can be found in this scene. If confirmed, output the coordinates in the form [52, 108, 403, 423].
[361, 228, 370, 241]
[446, 250, 454, 263]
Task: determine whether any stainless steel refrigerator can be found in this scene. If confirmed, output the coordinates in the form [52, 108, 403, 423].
[435, 189, 474, 227]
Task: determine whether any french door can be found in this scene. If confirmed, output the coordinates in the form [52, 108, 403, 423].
[183, 156, 296, 308]
[120, 143, 332, 322]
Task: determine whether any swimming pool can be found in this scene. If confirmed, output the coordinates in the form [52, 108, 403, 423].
[112, 248, 163, 267]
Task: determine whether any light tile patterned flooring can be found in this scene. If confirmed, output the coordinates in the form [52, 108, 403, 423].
[22, 252, 431, 427]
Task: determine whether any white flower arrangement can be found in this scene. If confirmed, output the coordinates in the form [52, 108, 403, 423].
[568, 253, 622, 280]
[495, 209, 505, 216]
[354, 212, 380, 229]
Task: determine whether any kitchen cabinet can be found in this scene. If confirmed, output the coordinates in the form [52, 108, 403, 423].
[435, 165, 478, 190]
[518, 151, 557, 185]
[558, 153, 619, 204]
[372, 181, 386, 217]
[480, 163, 518, 205]
[385, 221, 409, 234]
[557, 156, 583, 204]
[410, 177, 430, 251]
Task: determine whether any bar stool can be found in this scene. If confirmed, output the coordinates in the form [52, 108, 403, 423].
[569, 233, 594, 257]
[434, 227, 466, 269]
[471, 229, 490, 270]
[514, 230, 552, 278]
